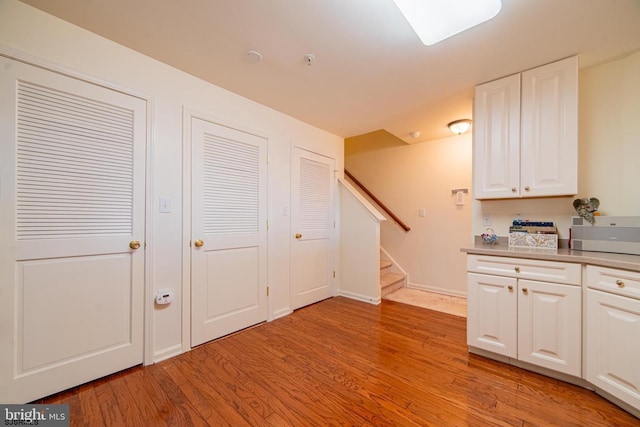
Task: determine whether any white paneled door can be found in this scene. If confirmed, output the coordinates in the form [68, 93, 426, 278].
[190, 118, 268, 347]
[291, 148, 335, 309]
[0, 58, 146, 403]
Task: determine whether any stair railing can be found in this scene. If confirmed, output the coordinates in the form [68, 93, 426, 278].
[344, 169, 411, 232]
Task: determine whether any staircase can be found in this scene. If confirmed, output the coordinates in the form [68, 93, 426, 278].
[380, 259, 405, 297]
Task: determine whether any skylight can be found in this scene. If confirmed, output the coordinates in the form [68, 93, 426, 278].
[392, 0, 503, 46]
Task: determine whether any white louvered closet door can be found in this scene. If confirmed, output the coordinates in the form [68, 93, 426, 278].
[190, 118, 268, 346]
[0, 57, 146, 404]
[291, 147, 335, 310]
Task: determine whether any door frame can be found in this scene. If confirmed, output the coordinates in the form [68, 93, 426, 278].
[289, 145, 338, 310]
[181, 107, 271, 353]
[0, 46, 154, 365]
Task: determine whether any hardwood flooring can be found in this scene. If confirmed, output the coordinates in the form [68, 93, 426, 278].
[39, 297, 638, 426]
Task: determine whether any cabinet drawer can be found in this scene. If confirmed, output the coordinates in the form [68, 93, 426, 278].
[467, 255, 581, 285]
[586, 265, 640, 300]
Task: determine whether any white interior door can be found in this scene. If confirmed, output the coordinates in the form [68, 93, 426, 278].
[291, 147, 335, 310]
[190, 118, 268, 347]
[0, 57, 146, 403]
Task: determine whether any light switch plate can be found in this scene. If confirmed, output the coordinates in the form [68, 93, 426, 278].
[159, 197, 171, 213]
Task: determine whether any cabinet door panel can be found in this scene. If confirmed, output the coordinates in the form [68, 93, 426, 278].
[473, 74, 521, 199]
[586, 289, 640, 409]
[521, 56, 578, 197]
[467, 273, 517, 357]
[518, 280, 581, 376]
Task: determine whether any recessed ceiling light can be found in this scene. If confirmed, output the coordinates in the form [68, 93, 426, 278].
[392, 0, 502, 46]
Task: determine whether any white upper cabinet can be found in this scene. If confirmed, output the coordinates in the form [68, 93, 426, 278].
[473, 56, 578, 199]
[473, 74, 521, 199]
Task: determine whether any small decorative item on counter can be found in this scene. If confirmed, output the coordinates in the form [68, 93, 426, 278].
[573, 197, 600, 225]
[481, 228, 498, 245]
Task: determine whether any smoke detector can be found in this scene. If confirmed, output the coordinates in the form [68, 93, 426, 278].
[245, 50, 262, 63]
[304, 53, 316, 66]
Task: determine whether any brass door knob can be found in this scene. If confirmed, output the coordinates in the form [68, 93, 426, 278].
[514, 266, 520, 273]
[508, 285, 514, 291]
[194, 239, 204, 247]
[295, 233, 302, 240]
[524, 186, 531, 192]
[129, 240, 141, 250]
[522, 287, 529, 294]
[616, 279, 625, 288]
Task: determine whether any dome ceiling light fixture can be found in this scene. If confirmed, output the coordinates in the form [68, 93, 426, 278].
[391, 0, 503, 46]
[448, 119, 472, 135]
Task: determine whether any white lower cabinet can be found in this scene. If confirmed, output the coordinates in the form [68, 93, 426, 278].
[586, 265, 640, 410]
[467, 255, 582, 376]
[517, 279, 581, 376]
[467, 272, 517, 357]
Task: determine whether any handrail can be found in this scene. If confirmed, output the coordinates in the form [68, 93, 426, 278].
[344, 169, 411, 232]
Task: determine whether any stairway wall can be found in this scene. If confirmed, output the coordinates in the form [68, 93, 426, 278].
[338, 180, 383, 304]
[345, 133, 472, 297]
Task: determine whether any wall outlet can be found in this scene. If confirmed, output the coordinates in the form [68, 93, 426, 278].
[482, 214, 492, 226]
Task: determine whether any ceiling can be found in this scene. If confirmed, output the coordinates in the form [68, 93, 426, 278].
[19, 0, 640, 143]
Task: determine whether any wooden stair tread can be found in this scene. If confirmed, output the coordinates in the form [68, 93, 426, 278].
[381, 272, 404, 287]
[380, 260, 392, 270]
[379, 256, 404, 297]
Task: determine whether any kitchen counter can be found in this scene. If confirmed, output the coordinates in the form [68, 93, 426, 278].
[461, 244, 640, 273]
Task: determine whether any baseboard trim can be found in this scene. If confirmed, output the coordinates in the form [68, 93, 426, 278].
[153, 344, 184, 363]
[337, 290, 380, 305]
[407, 282, 466, 298]
[272, 307, 293, 320]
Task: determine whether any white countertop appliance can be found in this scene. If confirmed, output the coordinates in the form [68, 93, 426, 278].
[571, 216, 640, 255]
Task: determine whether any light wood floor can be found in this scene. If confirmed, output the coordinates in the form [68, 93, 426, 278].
[39, 297, 638, 426]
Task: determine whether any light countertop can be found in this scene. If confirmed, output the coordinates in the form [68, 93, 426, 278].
[461, 244, 640, 272]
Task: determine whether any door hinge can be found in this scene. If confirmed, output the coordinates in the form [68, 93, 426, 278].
[267, 154, 270, 164]
[266, 286, 270, 297]
[266, 220, 269, 230]
[333, 270, 336, 278]
[333, 220, 336, 228]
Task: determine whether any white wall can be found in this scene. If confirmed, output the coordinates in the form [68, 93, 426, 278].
[578, 50, 640, 215]
[0, 0, 343, 361]
[345, 133, 472, 297]
[471, 50, 640, 240]
[338, 180, 385, 304]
